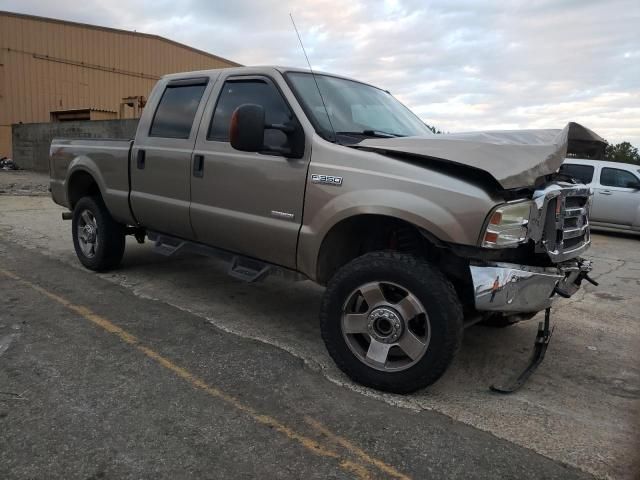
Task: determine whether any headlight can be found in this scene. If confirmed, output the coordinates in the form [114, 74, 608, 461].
[481, 201, 532, 248]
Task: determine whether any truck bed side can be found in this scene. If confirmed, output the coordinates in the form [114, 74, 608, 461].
[49, 138, 136, 225]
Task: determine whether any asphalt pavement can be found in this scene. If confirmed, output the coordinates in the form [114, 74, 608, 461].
[0, 238, 593, 479]
[1, 173, 639, 479]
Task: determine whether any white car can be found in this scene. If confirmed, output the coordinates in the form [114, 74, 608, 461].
[560, 159, 640, 233]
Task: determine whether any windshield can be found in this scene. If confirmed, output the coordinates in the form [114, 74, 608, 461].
[285, 72, 433, 141]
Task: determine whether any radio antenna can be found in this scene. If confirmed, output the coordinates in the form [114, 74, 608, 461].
[289, 13, 337, 142]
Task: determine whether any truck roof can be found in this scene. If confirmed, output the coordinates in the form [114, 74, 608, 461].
[564, 158, 640, 171]
[160, 66, 381, 90]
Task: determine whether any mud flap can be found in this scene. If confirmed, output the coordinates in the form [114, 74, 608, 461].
[490, 308, 553, 394]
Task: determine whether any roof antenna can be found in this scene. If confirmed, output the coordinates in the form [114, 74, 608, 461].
[289, 13, 337, 142]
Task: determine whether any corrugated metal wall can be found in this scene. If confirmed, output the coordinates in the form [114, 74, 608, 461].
[0, 11, 239, 157]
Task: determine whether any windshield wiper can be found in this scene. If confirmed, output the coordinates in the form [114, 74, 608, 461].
[336, 130, 405, 138]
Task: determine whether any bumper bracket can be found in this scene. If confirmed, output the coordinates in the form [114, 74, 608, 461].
[490, 307, 553, 394]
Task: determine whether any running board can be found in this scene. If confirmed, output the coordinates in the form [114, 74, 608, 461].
[227, 256, 271, 282]
[147, 231, 303, 283]
[151, 234, 186, 256]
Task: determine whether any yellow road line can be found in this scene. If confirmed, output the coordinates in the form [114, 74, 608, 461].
[0, 268, 411, 480]
[305, 416, 412, 480]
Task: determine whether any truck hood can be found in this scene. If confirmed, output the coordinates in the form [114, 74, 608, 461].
[355, 122, 605, 190]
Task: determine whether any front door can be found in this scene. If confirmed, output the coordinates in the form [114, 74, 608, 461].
[189, 74, 310, 268]
[591, 166, 640, 227]
[130, 76, 213, 239]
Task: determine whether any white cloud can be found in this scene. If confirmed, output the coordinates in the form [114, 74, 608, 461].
[3, 0, 639, 145]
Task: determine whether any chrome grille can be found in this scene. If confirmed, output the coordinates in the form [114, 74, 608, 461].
[530, 183, 592, 262]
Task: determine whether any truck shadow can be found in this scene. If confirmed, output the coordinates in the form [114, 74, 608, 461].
[115, 242, 537, 393]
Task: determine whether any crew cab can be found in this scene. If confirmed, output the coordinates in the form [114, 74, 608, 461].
[50, 66, 599, 393]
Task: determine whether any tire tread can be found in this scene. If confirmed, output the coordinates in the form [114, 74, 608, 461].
[320, 251, 463, 393]
[72, 196, 125, 272]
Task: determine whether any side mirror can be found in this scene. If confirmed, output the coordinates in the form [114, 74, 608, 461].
[230, 104, 265, 153]
[230, 104, 305, 159]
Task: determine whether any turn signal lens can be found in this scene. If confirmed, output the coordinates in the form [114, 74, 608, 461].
[481, 201, 532, 248]
[484, 231, 499, 243]
[489, 211, 503, 225]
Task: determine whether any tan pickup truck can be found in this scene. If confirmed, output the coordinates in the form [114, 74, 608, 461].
[49, 66, 600, 393]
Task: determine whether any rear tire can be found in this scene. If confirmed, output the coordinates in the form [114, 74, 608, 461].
[320, 251, 463, 393]
[72, 196, 125, 271]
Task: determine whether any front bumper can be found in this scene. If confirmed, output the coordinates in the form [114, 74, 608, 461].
[470, 260, 592, 313]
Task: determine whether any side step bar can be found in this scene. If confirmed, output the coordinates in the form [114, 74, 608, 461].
[227, 256, 271, 282]
[147, 231, 304, 283]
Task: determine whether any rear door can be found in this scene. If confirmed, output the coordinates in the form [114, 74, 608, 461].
[189, 73, 310, 268]
[130, 76, 213, 239]
[591, 166, 640, 226]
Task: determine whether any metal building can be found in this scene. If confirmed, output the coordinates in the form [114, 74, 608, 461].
[0, 10, 240, 158]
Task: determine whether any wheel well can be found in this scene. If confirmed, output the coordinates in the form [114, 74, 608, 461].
[316, 214, 476, 311]
[316, 215, 437, 286]
[67, 171, 100, 208]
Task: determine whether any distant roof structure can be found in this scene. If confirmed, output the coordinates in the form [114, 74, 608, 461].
[0, 10, 242, 67]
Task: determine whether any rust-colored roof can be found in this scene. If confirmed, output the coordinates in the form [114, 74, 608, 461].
[0, 10, 242, 67]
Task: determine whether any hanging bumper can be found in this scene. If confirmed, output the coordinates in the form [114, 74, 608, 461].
[470, 260, 593, 313]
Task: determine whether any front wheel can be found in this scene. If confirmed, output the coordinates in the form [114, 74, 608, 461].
[320, 252, 463, 394]
[72, 196, 125, 271]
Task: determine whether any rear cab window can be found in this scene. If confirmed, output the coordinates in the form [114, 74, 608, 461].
[559, 163, 595, 184]
[149, 78, 208, 139]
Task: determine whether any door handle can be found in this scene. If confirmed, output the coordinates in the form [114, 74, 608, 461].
[136, 149, 146, 169]
[599, 190, 612, 195]
[193, 154, 204, 178]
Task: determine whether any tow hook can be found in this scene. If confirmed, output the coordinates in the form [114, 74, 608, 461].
[490, 307, 553, 394]
[554, 259, 598, 298]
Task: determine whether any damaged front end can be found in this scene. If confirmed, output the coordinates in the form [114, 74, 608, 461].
[471, 180, 595, 313]
[468, 180, 598, 393]
[469, 259, 594, 314]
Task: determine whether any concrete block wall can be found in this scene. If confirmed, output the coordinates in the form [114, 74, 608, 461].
[12, 119, 139, 172]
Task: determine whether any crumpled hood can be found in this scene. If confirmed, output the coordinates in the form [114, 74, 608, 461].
[356, 122, 605, 190]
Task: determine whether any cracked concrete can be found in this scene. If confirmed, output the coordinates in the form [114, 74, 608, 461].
[0, 171, 49, 196]
[0, 191, 639, 479]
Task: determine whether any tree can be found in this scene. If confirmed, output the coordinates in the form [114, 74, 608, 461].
[425, 124, 443, 134]
[605, 142, 640, 165]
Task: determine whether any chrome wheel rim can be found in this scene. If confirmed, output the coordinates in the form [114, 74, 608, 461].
[77, 209, 99, 258]
[341, 281, 431, 372]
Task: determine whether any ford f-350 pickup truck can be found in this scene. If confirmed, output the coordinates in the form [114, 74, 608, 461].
[50, 66, 600, 393]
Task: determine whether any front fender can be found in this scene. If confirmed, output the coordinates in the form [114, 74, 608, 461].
[297, 188, 473, 280]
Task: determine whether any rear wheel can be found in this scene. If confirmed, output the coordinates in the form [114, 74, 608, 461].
[72, 196, 125, 271]
[320, 251, 463, 393]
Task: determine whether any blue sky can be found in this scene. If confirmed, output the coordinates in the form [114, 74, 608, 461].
[3, 0, 639, 146]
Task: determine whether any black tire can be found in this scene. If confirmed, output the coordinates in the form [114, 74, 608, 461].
[320, 251, 463, 393]
[72, 196, 125, 272]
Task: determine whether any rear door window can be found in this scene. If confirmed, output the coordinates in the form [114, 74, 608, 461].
[600, 167, 640, 188]
[559, 164, 594, 184]
[150, 81, 208, 139]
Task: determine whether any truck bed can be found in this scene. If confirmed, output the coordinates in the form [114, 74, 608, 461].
[49, 138, 135, 225]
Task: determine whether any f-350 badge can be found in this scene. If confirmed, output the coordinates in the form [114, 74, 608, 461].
[311, 174, 343, 186]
